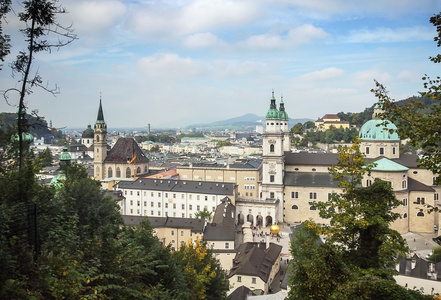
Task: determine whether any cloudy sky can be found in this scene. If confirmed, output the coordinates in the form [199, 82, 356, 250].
[1, 0, 440, 129]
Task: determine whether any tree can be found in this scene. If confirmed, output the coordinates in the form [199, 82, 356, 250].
[194, 208, 212, 221]
[428, 246, 441, 263]
[291, 122, 303, 134]
[304, 121, 315, 129]
[36, 147, 53, 167]
[1, 0, 76, 169]
[174, 238, 228, 300]
[372, 12, 441, 183]
[288, 138, 416, 299]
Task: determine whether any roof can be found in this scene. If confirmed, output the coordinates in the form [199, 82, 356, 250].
[96, 99, 105, 124]
[146, 169, 178, 179]
[82, 124, 94, 138]
[122, 215, 206, 233]
[359, 119, 400, 141]
[371, 157, 409, 172]
[116, 178, 235, 195]
[104, 137, 149, 164]
[284, 172, 339, 188]
[229, 242, 282, 283]
[204, 198, 236, 241]
[229, 286, 253, 300]
[408, 177, 435, 192]
[284, 152, 338, 166]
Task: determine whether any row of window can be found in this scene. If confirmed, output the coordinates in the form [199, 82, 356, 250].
[244, 185, 256, 190]
[365, 146, 396, 155]
[127, 209, 214, 218]
[237, 276, 257, 284]
[124, 190, 216, 201]
[290, 191, 333, 200]
[128, 200, 214, 212]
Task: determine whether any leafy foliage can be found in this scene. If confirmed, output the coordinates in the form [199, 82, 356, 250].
[372, 12, 441, 184]
[288, 138, 419, 299]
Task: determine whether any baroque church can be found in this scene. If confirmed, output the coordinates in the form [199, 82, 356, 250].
[92, 99, 150, 181]
[246, 94, 441, 234]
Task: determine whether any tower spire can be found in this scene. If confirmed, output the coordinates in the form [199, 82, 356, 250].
[96, 96, 105, 123]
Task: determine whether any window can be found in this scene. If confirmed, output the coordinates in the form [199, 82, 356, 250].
[130, 200, 133, 205]
[173, 194, 176, 198]
[130, 191, 133, 196]
[126, 167, 131, 178]
[189, 205, 193, 210]
[237, 276, 242, 282]
[151, 202, 154, 207]
[137, 191, 140, 196]
[182, 204, 185, 209]
[157, 202, 161, 208]
[137, 201, 140, 206]
[165, 193, 168, 198]
[366, 147, 370, 155]
[380, 147, 384, 155]
[435, 193, 439, 201]
[270, 192, 275, 199]
[417, 212, 424, 217]
[225, 242, 230, 249]
[252, 278, 256, 284]
[158, 192, 161, 197]
[197, 195, 200, 200]
[181, 231, 184, 236]
[403, 213, 407, 218]
[197, 205, 200, 211]
[366, 179, 372, 187]
[309, 192, 317, 200]
[270, 144, 275, 152]
[165, 203, 168, 208]
[416, 197, 425, 205]
[130, 209, 133, 213]
[205, 196, 208, 201]
[171, 230, 175, 236]
[157, 211, 160, 216]
[189, 194, 192, 200]
[291, 191, 298, 199]
[402, 181, 407, 189]
[403, 198, 408, 206]
[173, 203, 176, 209]
[108, 167, 113, 178]
[137, 167, 141, 174]
[116, 167, 121, 177]
[270, 175, 275, 183]
[393, 147, 396, 155]
[182, 194, 185, 199]
[144, 201, 147, 206]
[310, 206, 317, 211]
[291, 205, 298, 209]
[151, 192, 154, 197]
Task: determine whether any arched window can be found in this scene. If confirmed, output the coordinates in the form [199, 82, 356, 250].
[417, 212, 424, 217]
[291, 205, 298, 210]
[96, 135, 100, 142]
[126, 167, 131, 178]
[116, 167, 121, 177]
[108, 167, 113, 178]
[310, 206, 317, 211]
[145, 166, 148, 173]
[137, 167, 141, 174]
[270, 144, 275, 152]
[403, 213, 407, 218]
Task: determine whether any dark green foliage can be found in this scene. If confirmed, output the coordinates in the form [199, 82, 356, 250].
[36, 147, 53, 167]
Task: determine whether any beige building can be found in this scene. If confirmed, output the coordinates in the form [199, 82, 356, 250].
[177, 161, 260, 201]
[315, 113, 350, 131]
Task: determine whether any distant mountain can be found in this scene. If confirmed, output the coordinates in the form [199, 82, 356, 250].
[185, 113, 313, 131]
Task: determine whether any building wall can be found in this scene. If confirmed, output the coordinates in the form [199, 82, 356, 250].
[118, 187, 232, 218]
[154, 227, 202, 251]
[229, 275, 265, 293]
[360, 141, 400, 159]
[177, 166, 259, 201]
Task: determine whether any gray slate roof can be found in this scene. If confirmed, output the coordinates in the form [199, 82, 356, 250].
[284, 172, 339, 188]
[204, 198, 236, 241]
[117, 178, 235, 195]
[408, 177, 435, 192]
[229, 242, 282, 283]
[122, 215, 205, 233]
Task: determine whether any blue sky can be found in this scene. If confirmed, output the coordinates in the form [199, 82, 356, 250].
[1, 0, 440, 129]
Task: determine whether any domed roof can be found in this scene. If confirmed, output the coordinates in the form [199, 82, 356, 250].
[266, 90, 280, 120]
[59, 146, 71, 162]
[82, 124, 94, 138]
[359, 119, 400, 141]
[279, 97, 288, 121]
[50, 173, 66, 189]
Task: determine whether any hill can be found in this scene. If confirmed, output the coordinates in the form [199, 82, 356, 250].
[0, 112, 54, 138]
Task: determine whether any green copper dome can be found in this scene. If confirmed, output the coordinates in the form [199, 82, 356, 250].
[359, 119, 400, 141]
[266, 90, 280, 120]
[50, 173, 66, 189]
[279, 97, 288, 121]
[59, 146, 71, 161]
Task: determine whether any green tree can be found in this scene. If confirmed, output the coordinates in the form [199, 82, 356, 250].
[174, 238, 228, 300]
[373, 12, 441, 183]
[36, 147, 53, 167]
[215, 140, 231, 148]
[2, 0, 76, 169]
[288, 138, 415, 299]
[194, 208, 213, 221]
[291, 122, 303, 134]
[428, 246, 441, 263]
[304, 121, 315, 129]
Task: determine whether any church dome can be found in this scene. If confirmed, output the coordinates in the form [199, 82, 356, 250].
[82, 124, 94, 138]
[359, 119, 400, 141]
[266, 90, 280, 120]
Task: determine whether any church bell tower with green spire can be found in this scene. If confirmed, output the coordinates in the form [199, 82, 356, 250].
[94, 97, 107, 180]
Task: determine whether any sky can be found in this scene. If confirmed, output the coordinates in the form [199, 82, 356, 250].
[1, 0, 440, 129]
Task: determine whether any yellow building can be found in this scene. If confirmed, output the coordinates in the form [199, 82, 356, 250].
[315, 114, 350, 131]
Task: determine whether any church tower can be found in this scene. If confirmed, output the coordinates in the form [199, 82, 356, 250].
[94, 98, 107, 180]
[261, 90, 285, 222]
[279, 96, 291, 151]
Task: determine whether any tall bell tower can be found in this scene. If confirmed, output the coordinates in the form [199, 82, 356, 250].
[261, 90, 285, 222]
[94, 98, 107, 180]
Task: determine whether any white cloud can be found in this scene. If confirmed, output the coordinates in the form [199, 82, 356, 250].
[239, 24, 327, 50]
[397, 70, 416, 83]
[67, 0, 127, 33]
[344, 26, 435, 43]
[352, 69, 392, 88]
[138, 53, 205, 78]
[183, 33, 222, 48]
[300, 67, 344, 81]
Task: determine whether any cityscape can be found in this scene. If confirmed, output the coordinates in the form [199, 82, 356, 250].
[1, 1, 441, 299]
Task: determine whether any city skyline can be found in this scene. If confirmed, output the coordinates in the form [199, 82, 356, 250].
[0, 0, 440, 128]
